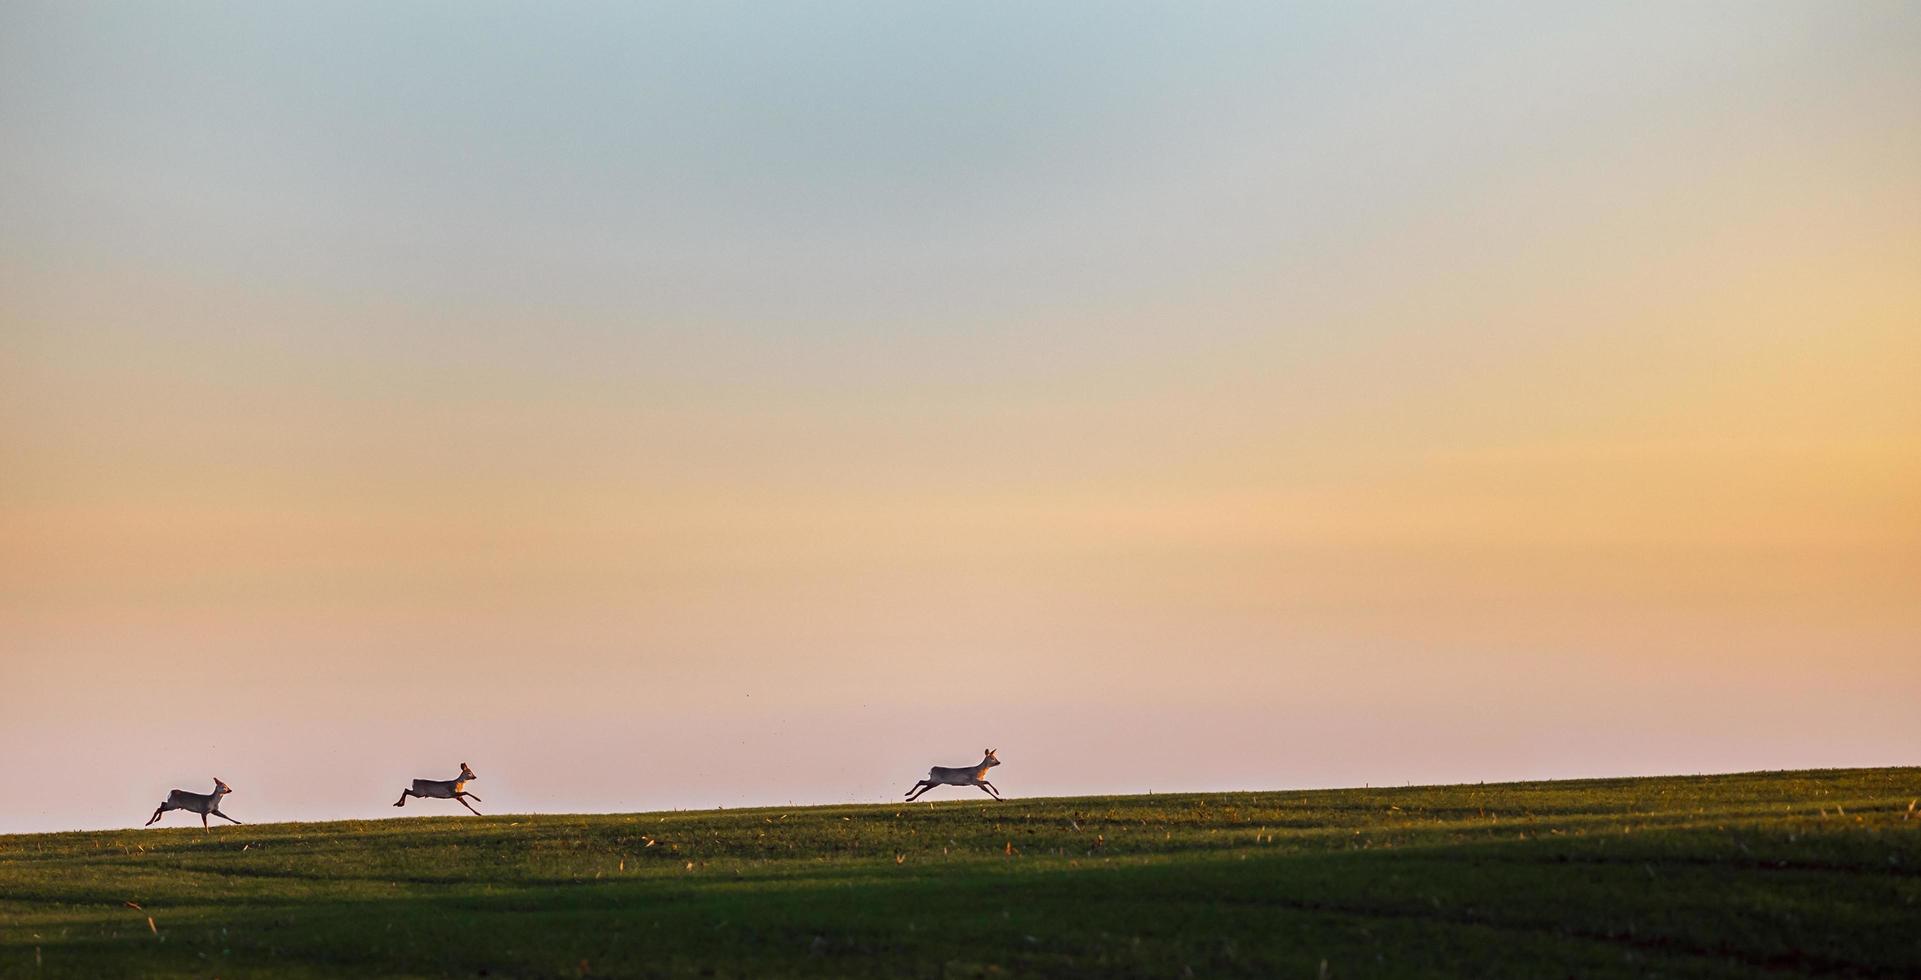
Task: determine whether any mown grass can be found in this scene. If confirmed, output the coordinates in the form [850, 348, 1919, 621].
[2, 768, 1917, 978]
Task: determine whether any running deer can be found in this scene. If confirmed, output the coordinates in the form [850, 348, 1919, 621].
[905, 748, 1002, 801]
[393, 762, 483, 814]
[144, 778, 240, 831]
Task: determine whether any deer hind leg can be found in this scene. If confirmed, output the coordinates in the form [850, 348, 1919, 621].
[144, 803, 169, 826]
[905, 780, 933, 800]
[200, 811, 210, 831]
[394, 789, 416, 807]
[454, 793, 482, 815]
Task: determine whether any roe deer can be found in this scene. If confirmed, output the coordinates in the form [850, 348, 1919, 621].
[393, 762, 482, 814]
[905, 748, 1002, 801]
[144, 778, 240, 831]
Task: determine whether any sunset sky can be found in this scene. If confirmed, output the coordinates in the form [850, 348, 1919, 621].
[3, 3, 1917, 834]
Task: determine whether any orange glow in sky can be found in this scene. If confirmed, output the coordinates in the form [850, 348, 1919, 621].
[3, 3, 1917, 833]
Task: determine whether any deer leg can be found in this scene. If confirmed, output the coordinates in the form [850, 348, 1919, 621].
[454, 793, 482, 815]
[975, 782, 1001, 800]
[213, 809, 242, 825]
[394, 789, 415, 807]
[460, 792, 482, 802]
[145, 804, 168, 826]
[981, 780, 1002, 798]
[905, 780, 932, 800]
[200, 812, 210, 831]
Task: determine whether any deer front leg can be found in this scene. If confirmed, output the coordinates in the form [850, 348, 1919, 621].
[213, 809, 242, 825]
[981, 780, 1002, 799]
[459, 792, 481, 802]
[975, 782, 1001, 800]
[454, 793, 483, 815]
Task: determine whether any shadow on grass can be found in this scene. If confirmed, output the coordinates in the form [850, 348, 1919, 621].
[11, 829, 1918, 980]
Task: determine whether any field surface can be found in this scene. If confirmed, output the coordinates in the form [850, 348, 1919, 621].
[2, 768, 1917, 978]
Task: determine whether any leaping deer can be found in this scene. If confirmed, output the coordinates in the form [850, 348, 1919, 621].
[393, 762, 483, 814]
[144, 778, 240, 831]
[905, 748, 1002, 801]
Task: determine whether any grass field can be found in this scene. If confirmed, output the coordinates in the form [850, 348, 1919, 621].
[2, 768, 1917, 978]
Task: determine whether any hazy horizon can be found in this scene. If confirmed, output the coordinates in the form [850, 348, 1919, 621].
[4, 2, 1918, 835]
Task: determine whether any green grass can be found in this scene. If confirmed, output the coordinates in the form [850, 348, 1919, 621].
[2, 768, 1918, 978]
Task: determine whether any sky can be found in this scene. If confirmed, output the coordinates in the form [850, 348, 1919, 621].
[2, 2, 1917, 835]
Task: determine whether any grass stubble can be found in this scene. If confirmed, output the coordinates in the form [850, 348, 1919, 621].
[1, 768, 1916, 978]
